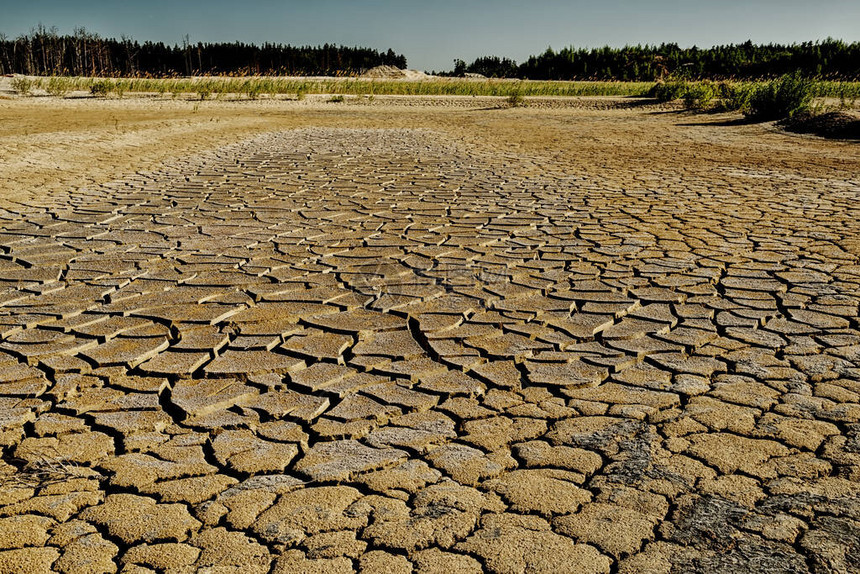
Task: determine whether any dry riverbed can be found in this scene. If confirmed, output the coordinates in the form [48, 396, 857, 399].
[0, 94, 858, 573]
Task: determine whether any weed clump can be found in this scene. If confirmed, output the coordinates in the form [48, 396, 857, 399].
[682, 81, 716, 110]
[715, 81, 754, 112]
[651, 78, 716, 110]
[170, 82, 184, 99]
[506, 92, 526, 108]
[243, 79, 263, 99]
[651, 79, 688, 102]
[328, 94, 345, 103]
[650, 76, 816, 117]
[746, 74, 815, 120]
[10, 77, 34, 96]
[45, 77, 71, 97]
[90, 80, 111, 97]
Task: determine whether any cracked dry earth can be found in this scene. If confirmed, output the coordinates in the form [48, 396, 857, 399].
[0, 122, 859, 574]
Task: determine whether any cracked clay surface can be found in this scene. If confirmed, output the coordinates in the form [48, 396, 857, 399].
[1, 118, 859, 574]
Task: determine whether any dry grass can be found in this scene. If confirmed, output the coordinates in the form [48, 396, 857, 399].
[2, 454, 104, 488]
[16, 76, 657, 99]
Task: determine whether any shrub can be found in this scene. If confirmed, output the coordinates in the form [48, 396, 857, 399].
[651, 78, 688, 102]
[745, 74, 815, 121]
[682, 82, 716, 110]
[328, 95, 345, 103]
[507, 92, 526, 108]
[10, 77, 34, 96]
[715, 81, 754, 112]
[90, 80, 111, 97]
[45, 77, 71, 97]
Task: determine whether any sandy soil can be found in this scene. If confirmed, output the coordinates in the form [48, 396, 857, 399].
[1, 94, 855, 204]
[0, 94, 858, 573]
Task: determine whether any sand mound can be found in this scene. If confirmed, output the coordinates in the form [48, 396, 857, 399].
[362, 65, 407, 79]
[362, 66, 432, 80]
[402, 69, 432, 80]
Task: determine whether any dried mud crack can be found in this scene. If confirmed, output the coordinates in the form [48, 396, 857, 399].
[0, 123, 859, 574]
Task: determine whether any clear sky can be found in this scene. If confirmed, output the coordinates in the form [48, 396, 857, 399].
[2, 0, 858, 71]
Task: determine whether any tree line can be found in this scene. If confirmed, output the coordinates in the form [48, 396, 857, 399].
[447, 40, 860, 80]
[0, 27, 407, 76]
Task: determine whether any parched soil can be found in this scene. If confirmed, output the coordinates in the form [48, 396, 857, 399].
[0, 95, 859, 574]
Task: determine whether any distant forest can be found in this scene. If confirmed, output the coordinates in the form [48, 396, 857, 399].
[3, 28, 858, 81]
[0, 27, 407, 76]
[449, 40, 860, 80]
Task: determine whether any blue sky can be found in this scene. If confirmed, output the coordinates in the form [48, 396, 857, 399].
[2, 0, 858, 71]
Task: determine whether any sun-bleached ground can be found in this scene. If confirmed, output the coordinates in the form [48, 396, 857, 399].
[0, 94, 858, 573]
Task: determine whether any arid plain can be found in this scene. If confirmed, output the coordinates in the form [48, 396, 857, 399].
[0, 93, 859, 573]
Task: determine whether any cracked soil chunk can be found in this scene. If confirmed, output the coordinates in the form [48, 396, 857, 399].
[554, 502, 658, 558]
[0, 547, 60, 574]
[485, 468, 591, 516]
[412, 548, 483, 574]
[424, 443, 511, 485]
[271, 549, 353, 574]
[190, 527, 271, 573]
[456, 513, 612, 574]
[78, 494, 201, 544]
[53, 532, 118, 574]
[293, 439, 408, 482]
[0, 515, 54, 550]
[121, 543, 200, 571]
[364, 481, 505, 550]
[685, 433, 791, 478]
[358, 550, 413, 573]
[253, 486, 365, 545]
